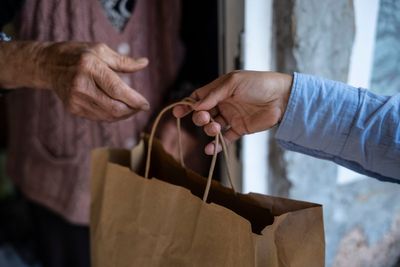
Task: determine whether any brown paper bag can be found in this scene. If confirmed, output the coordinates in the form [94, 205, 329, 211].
[90, 101, 325, 267]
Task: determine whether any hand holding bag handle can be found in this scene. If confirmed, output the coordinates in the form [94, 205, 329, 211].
[145, 98, 237, 202]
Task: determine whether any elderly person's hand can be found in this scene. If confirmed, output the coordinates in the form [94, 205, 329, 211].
[173, 71, 293, 155]
[0, 41, 149, 121]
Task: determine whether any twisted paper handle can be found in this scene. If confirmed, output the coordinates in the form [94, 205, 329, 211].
[145, 99, 236, 202]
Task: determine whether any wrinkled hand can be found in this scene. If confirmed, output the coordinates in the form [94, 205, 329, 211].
[36, 42, 149, 121]
[173, 71, 293, 154]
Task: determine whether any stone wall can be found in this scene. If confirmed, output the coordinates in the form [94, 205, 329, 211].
[271, 0, 400, 266]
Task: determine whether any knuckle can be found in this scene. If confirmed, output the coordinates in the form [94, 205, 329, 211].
[70, 74, 81, 89]
[69, 76, 87, 95]
[92, 43, 108, 54]
[191, 90, 201, 101]
[228, 70, 242, 83]
[118, 55, 131, 66]
[77, 52, 94, 71]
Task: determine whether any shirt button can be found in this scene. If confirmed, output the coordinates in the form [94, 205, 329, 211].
[124, 137, 136, 149]
[117, 42, 130, 55]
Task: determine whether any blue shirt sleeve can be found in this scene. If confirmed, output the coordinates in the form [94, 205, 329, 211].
[275, 72, 400, 183]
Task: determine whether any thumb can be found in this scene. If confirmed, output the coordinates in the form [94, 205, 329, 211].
[93, 43, 149, 73]
[108, 55, 149, 73]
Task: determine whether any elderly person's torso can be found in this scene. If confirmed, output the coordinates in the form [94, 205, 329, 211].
[5, 0, 183, 224]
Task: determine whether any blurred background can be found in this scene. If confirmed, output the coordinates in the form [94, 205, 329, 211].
[0, 0, 399, 266]
[239, 1, 400, 266]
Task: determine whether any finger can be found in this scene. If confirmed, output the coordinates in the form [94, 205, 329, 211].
[75, 87, 135, 119]
[192, 110, 211, 126]
[213, 115, 229, 129]
[93, 65, 150, 110]
[73, 101, 111, 121]
[178, 75, 231, 122]
[172, 100, 217, 119]
[172, 105, 192, 118]
[204, 128, 241, 155]
[92, 97, 136, 120]
[194, 86, 232, 111]
[109, 56, 148, 73]
[203, 122, 221, 137]
[205, 141, 222, 155]
[80, 101, 133, 122]
[93, 43, 149, 73]
[190, 75, 232, 111]
[189, 74, 229, 101]
[223, 128, 242, 143]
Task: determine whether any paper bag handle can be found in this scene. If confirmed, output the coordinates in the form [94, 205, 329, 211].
[145, 99, 237, 202]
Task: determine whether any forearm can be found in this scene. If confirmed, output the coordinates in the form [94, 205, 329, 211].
[276, 73, 400, 182]
[0, 41, 49, 89]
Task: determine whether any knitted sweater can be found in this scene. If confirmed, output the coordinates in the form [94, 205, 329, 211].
[6, 0, 183, 224]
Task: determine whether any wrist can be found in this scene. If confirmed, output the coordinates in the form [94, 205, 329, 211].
[277, 73, 293, 123]
[0, 41, 52, 90]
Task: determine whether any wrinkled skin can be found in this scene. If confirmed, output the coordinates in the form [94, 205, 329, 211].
[0, 40, 201, 163]
[1, 41, 150, 121]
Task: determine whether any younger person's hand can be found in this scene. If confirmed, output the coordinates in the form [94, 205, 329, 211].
[173, 71, 293, 154]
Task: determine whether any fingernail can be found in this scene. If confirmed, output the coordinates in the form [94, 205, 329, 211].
[205, 144, 214, 155]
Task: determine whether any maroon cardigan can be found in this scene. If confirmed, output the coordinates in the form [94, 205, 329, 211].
[6, 0, 183, 224]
